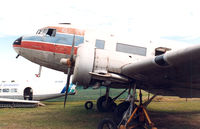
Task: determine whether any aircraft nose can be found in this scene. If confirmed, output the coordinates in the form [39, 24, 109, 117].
[13, 37, 22, 45]
[13, 37, 22, 55]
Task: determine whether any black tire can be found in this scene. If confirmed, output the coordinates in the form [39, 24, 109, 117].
[98, 118, 117, 129]
[113, 101, 130, 124]
[97, 96, 116, 112]
[85, 101, 93, 110]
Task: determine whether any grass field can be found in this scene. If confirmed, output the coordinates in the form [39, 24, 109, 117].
[47, 87, 130, 102]
[0, 88, 200, 129]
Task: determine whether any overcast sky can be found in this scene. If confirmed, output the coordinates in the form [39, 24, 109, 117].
[1, 0, 200, 39]
[0, 0, 200, 80]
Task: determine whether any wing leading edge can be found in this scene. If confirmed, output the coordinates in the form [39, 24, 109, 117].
[121, 44, 200, 98]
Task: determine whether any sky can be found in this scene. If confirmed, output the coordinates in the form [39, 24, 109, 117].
[1, 0, 200, 80]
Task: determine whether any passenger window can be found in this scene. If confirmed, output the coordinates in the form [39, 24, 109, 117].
[3, 88, 9, 92]
[95, 39, 105, 49]
[11, 88, 17, 93]
[116, 43, 147, 56]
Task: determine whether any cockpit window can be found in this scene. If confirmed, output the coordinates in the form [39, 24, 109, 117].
[46, 28, 56, 37]
[43, 29, 48, 35]
[36, 28, 56, 37]
[36, 29, 42, 34]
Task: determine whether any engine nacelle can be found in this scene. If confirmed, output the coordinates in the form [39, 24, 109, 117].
[72, 44, 95, 87]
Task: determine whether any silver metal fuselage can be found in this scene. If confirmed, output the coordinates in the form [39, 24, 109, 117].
[13, 26, 200, 98]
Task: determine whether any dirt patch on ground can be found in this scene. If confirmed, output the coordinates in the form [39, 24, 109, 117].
[149, 112, 200, 129]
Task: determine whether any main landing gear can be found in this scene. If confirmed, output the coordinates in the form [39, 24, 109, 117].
[97, 87, 115, 112]
[84, 95, 116, 112]
[97, 87, 128, 112]
[84, 87, 128, 112]
[98, 85, 157, 129]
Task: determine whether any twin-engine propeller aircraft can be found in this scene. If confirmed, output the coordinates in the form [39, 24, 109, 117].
[13, 24, 200, 128]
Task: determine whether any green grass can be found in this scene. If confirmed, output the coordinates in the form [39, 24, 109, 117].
[148, 101, 200, 113]
[0, 101, 111, 129]
[0, 101, 199, 129]
[47, 87, 130, 102]
[0, 88, 200, 129]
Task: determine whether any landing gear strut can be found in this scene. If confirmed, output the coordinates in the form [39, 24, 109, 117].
[113, 87, 137, 124]
[97, 87, 117, 112]
[98, 84, 157, 129]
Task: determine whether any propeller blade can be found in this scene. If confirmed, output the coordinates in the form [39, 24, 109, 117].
[64, 34, 76, 108]
[64, 68, 71, 108]
[70, 34, 76, 62]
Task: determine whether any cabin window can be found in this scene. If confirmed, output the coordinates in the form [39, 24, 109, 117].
[3, 88, 9, 92]
[95, 39, 105, 49]
[155, 47, 171, 56]
[46, 28, 56, 37]
[116, 43, 147, 56]
[11, 88, 17, 93]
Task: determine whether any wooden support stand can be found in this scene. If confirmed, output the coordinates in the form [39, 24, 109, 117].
[119, 90, 157, 129]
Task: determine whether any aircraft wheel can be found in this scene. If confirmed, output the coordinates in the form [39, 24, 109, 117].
[113, 101, 138, 124]
[98, 118, 117, 129]
[113, 101, 130, 124]
[85, 101, 93, 110]
[97, 96, 116, 112]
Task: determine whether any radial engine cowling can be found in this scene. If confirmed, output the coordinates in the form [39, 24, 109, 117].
[72, 44, 95, 87]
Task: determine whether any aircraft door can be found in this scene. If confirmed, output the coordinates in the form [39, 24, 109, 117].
[24, 87, 33, 100]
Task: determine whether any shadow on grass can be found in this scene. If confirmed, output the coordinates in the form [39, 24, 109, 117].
[42, 101, 200, 129]
[149, 111, 200, 129]
[47, 102, 200, 129]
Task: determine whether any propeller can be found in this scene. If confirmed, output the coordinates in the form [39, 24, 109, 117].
[64, 34, 76, 108]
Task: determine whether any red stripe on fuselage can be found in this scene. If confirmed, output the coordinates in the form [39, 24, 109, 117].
[13, 44, 20, 47]
[15, 41, 77, 55]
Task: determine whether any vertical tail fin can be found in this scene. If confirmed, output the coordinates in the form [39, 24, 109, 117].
[61, 83, 76, 95]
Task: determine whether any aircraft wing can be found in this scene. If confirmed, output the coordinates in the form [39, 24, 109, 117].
[0, 98, 41, 108]
[121, 44, 200, 98]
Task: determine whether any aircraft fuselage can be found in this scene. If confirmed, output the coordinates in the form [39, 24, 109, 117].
[0, 79, 76, 101]
[13, 26, 85, 73]
[14, 25, 200, 98]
